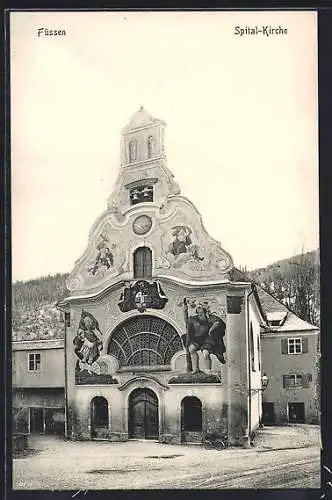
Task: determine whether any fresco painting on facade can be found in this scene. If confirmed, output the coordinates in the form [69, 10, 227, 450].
[73, 311, 119, 385]
[73, 310, 103, 375]
[165, 225, 204, 268]
[118, 280, 168, 313]
[88, 233, 115, 277]
[169, 298, 226, 384]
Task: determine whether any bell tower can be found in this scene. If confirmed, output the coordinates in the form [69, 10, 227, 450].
[120, 105, 166, 167]
[108, 106, 180, 214]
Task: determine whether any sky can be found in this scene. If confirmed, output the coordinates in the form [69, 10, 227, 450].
[10, 10, 319, 282]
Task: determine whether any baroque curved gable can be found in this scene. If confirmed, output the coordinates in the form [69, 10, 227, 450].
[66, 108, 234, 295]
[66, 193, 233, 294]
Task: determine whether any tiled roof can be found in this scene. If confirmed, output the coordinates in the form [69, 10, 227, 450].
[257, 288, 318, 333]
[256, 287, 289, 314]
[275, 312, 318, 332]
[229, 268, 318, 333]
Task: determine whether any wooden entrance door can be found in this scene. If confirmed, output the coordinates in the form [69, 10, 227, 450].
[128, 388, 159, 439]
[288, 402, 305, 423]
[262, 403, 276, 425]
[30, 408, 44, 433]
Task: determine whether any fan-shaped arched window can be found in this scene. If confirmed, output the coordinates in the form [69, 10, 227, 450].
[129, 140, 137, 162]
[107, 315, 183, 368]
[134, 246, 152, 279]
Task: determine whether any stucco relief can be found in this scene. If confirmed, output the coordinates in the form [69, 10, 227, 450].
[66, 276, 82, 292]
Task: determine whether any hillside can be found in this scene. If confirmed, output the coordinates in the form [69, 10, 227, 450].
[11, 249, 320, 341]
[12, 273, 69, 341]
[245, 249, 320, 327]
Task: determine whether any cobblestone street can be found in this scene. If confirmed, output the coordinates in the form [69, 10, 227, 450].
[13, 425, 320, 490]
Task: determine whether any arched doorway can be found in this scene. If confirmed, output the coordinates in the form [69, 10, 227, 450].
[91, 396, 109, 439]
[128, 388, 159, 440]
[181, 396, 202, 443]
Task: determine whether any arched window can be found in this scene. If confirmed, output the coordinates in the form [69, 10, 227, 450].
[181, 397, 202, 432]
[134, 246, 152, 279]
[147, 135, 154, 158]
[129, 140, 137, 162]
[107, 315, 183, 368]
[91, 397, 109, 430]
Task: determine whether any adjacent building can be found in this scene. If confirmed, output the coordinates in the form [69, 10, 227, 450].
[12, 339, 65, 434]
[258, 288, 320, 425]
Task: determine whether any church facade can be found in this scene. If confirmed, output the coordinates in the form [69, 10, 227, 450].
[57, 108, 265, 446]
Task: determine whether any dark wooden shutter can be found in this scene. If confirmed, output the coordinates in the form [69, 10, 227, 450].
[283, 375, 289, 388]
[302, 373, 312, 388]
[281, 339, 288, 354]
[302, 337, 309, 353]
[302, 374, 309, 388]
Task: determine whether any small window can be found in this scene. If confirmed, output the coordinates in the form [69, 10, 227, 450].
[28, 353, 41, 371]
[283, 374, 303, 388]
[257, 334, 261, 371]
[288, 338, 302, 354]
[270, 320, 280, 327]
[133, 246, 152, 279]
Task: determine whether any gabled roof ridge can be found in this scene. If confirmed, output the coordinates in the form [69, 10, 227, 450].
[256, 286, 291, 313]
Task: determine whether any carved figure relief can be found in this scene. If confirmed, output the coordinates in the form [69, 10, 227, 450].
[87, 233, 115, 277]
[165, 226, 204, 268]
[118, 280, 168, 313]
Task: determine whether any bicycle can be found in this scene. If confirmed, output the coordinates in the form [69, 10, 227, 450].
[202, 432, 228, 450]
